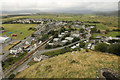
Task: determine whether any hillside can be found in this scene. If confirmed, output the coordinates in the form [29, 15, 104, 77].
[15, 50, 119, 78]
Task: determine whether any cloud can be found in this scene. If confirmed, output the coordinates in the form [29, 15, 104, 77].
[0, 0, 119, 12]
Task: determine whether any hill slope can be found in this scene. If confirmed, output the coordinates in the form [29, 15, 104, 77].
[15, 50, 119, 78]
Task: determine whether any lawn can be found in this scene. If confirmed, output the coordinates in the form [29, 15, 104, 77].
[1, 24, 37, 40]
[15, 50, 119, 78]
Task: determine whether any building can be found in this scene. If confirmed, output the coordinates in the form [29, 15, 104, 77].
[0, 36, 11, 43]
[65, 37, 73, 41]
[34, 55, 48, 61]
[48, 43, 54, 46]
[10, 49, 18, 54]
[61, 40, 68, 43]
[72, 34, 79, 37]
[53, 38, 59, 42]
[58, 35, 62, 38]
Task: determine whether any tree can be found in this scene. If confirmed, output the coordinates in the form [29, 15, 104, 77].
[79, 28, 84, 33]
[79, 41, 85, 48]
[107, 43, 120, 56]
[95, 43, 109, 52]
[72, 37, 80, 43]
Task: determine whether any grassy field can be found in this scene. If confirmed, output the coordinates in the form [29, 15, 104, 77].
[1, 24, 37, 40]
[15, 50, 119, 78]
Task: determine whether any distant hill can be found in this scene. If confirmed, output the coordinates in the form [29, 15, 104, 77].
[15, 50, 119, 78]
[95, 11, 118, 16]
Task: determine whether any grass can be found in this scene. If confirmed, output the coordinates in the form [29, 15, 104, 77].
[15, 50, 119, 78]
[1, 24, 37, 40]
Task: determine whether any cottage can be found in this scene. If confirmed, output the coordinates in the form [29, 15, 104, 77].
[10, 49, 18, 54]
[61, 40, 68, 43]
[65, 37, 73, 41]
[58, 35, 62, 38]
[34, 55, 48, 61]
[71, 46, 76, 49]
[61, 32, 65, 35]
[53, 38, 59, 42]
[72, 34, 79, 37]
[48, 43, 54, 46]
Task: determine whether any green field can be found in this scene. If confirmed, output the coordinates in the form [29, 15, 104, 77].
[1, 24, 37, 40]
[15, 50, 119, 78]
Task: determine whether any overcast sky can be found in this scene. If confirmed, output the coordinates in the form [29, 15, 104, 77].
[0, 0, 119, 12]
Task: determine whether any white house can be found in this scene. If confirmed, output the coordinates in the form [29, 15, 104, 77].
[58, 35, 62, 38]
[72, 34, 79, 37]
[0, 36, 11, 43]
[34, 55, 48, 61]
[65, 37, 73, 41]
[61, 32, 65, 35]
[61, 40, 68, 43]
[53, 38, 59, 42]
[48, 43, 54, 46]
[10, 49, 18, 54]
[71, 46, 76, 49]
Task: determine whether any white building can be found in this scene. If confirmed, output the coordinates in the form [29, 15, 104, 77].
[71, 46, 76, 49]
[34, 55, 48, 61]
[53, 38, 59, 42]
[48, 43, 54, 46]
[0, 36, 11, 43]
[10, 49, 18, 54]
[61, 40, 68, 43]
[72, 34, 79, 37]
[65, 37, 73, 41]
[58, 35, 62, 38]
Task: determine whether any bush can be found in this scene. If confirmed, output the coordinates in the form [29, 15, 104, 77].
[95, 43, 109, 52]
[107, 43, 120, 56]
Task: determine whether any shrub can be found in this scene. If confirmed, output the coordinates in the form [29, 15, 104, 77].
[95, 43, 109, 52]
[107, 43, 120, 56]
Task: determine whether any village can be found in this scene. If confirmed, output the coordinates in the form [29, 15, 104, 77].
[0, 18, 120, 78]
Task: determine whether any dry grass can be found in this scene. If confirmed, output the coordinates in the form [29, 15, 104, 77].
[15, 50, 119, 78]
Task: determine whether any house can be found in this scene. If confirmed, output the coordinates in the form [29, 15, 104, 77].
[72, 34, 79, 37]
[48, 43, 54, 46]
[76, 43, 80, 47]
[53, 38, 59, 42]
[65, 31, 68, 33]
[61, 40, 68, 43]
[71, 46, 76, 49]
[10, 49, 18, 54]
[65, 37, 73, 41]
[25, 41, 29, 45]
[23, 45, 30, 49]
[0, 36, 11, 43]
[58, 35, 62, 38]
[34, 55, 48, 61]
[61, 32, 65, 35]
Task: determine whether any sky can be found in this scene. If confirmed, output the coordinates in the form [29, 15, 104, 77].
[0, 0, 119, 12]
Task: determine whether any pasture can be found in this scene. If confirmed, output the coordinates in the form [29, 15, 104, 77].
[1, 24, 37, 40]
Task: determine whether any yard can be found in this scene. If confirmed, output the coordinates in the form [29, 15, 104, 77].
[1, 24, 37, 40]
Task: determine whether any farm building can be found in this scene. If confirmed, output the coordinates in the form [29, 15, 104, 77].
[0, 36, 11, 43]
